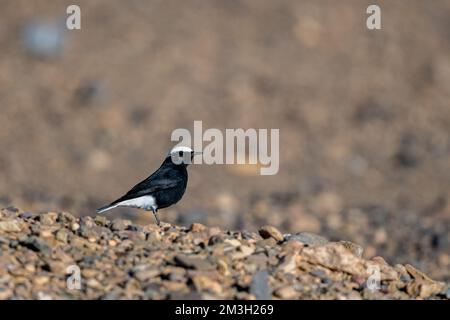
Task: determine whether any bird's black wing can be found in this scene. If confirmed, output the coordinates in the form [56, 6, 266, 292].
[110, 166, 183, 205]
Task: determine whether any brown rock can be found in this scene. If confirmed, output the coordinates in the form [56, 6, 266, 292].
[405, 264, 434, 282]
[55, 229, 69, 243]
[258, 226, 284, 242]
[162, 281, 188, 292]
[192, 275, 222, 295]
[217, 259, 230, 276]
[339, 241, 364, 258]
[131, 265, 160, 282]
[174, 254, 214, 270]
[111, 219, 131, 231]
[0, 219, 24, 232]
[231, 245, 255, 260]
[285, 232, 328, 247]
[0, 287, 12, 300]
[189, 223, 206, 232]
[277, 253, 298, 273]
[274, 286, 297, 299]
[40, 212, 58, 225]
[94, 215, 108, 226]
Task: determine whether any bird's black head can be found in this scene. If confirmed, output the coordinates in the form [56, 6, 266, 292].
[166, 146, 201, 166]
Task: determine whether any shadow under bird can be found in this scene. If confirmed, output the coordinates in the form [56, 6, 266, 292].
[97, 146, 201, 225]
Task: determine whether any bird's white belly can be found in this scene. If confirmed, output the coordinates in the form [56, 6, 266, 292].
[117, 195, 156, 210]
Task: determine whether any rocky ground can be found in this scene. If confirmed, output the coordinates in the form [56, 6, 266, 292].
[1, 0, 450, 283]
[0, 207, 448, 300]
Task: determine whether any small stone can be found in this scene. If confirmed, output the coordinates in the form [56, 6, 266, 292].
[39, 228, 53, 238]
[274, 286, 297, 299]
[82, 268, 98, 278]
[47, 261, 66, 274]
[40, 212, 57, 225]
[224, 239, 241, 247]
[192, 276, 222, 295]
[70, 222, 80, 232]
[250, 270, 271, 300]
[208, 227, 221, 237]
[405, 264, 434, 282]
[131, 265, 160, 282]
[24, 264, 36, 273]
[166, 268, 186, 282]
[94, 215, 108, 226]
[400, 273, 412, 283]
[0, 219, 23, 232]
[258, 226, 284, 242]
[189, 223, 206, 232]
[33, 276, 50, 286]
[372, 256, 388, 265]
[111, 219, 131, 231]
[284, 232, 328, 247]
[86, 278, 102, 289]
[58, 211, 76, 223]
[20, 236, 51, 255]
[19, 212, 34, 219]
[217, 259, 230, 276]
[339, 241, 364, 258]
[231, 245, 255, 260]
[56, 229, 69, 243]
[36, 292, 53, 300]
[174, 254, 214, 270]
[0, 287, 12, 300]
[277, 253, 298, 273]
[165, 282, 188, 293]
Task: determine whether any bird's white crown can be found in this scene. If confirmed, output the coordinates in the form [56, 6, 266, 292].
[169, 146, 193, 155]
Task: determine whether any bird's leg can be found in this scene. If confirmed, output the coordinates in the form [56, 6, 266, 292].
[151, 207, 160, 226]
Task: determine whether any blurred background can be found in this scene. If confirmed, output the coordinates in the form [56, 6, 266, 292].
[0, 0, 449, 281]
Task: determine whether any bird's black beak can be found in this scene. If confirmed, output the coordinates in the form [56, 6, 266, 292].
[190, 151, 202, 163]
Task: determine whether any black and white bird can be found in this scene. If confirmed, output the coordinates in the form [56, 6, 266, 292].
[97, 146, 200, 226]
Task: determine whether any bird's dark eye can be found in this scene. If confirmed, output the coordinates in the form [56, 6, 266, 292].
[178, 151, 183, 157]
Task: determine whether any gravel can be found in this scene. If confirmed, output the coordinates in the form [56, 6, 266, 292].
[0, 207, 447, 300]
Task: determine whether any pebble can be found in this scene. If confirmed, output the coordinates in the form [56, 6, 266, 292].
[174, 254, 214, 271]
[58, 212, 76, 223]
[40, 212, 57, 225]
[131, 266, 160, 281]
[258, 226, 284, 242]
[339, 241, 364, 258]
[0, 220, 23, 232]
[277, 253, 298, 273]
[250, 270, 271, 300]
[111, 219, 132, 231]
[0, 288, 12, 300]
[274, 286, 297, 299]
[284, 232, 328, 247]
[55, 229, 69, 243]
[0, 209, 446, 300]
[94, 215, 108, 226]
[189, 223, 206, 232]
[19, 236, 51, 255]
[192, 276, 222, 295]
[70, 222, 80, 232]
[33, 276, 50, 286]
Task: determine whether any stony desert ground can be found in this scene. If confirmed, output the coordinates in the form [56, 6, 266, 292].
[0, 0, 449, 285]
[0, 207, 448, 299]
